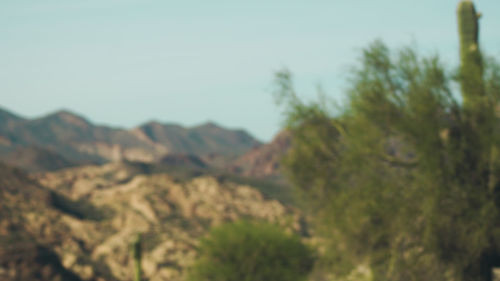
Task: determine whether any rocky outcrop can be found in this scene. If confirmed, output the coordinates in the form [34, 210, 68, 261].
[230, 130, 291, 178]
[23, 162, 304, 281]
[1, 146, 77, 173]
[0, 244, 84, 281]
[0, 164, 90, 280]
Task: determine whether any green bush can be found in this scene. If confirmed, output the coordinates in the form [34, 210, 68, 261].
[186, 220, 314, 281]
[273, 1, 500, 280]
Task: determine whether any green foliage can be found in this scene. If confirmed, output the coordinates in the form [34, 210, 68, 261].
[221, 173, 295, 205]
[186, 220, 314, 281]
[275, 2, 500, 280]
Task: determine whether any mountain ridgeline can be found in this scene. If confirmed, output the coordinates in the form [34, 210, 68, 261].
[0, 109, 298, 281]
[0, 107, 262, 171]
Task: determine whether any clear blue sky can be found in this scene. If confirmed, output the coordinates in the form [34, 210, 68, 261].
[1, 1, 499, 141]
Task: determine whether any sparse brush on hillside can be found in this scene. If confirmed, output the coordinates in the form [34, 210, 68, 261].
[186, 220, 315, 281]
[49, 191, 113, 221]
[275, 1, 500, 280]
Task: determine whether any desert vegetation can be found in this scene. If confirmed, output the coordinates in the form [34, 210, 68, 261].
[186, 221, 314, 281]
[273, 1, 500, 280]
[1, 1, 499, 281]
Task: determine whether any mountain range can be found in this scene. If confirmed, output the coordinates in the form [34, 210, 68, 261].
[229, 130, 291, 179]
[0, 107, 264, 171]
[0, 106, 298, 280]
[0, 106, 294, 180]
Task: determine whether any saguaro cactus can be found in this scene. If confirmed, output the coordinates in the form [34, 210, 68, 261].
[457, 0, 484, 110]
[131, 233, 142, 281]
[458, 1, 499, 193]
[458, 0, 480, 62]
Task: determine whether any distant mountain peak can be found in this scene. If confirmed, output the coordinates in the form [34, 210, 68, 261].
[192, 121, 225, 130]
[229, 130, 291, 178]
[140, 120, 184, 129]
[0, 106, 263, 167]
[53, 109, 86, 119]
[42, 109, 91, 128]
[199, 121, 219, 128]
[142, 120, 163, 127]
[0, 106, 25, 122]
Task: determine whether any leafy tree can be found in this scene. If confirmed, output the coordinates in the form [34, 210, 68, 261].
[186, 220, 314, 281]
[275, 1, 500, 281]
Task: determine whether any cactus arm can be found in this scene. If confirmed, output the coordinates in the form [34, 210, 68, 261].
[457, 0, 485, 110]
[458, 0, 479, 61]
[132, 233, 142, 281]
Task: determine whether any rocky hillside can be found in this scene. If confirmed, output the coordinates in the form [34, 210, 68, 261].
[0, 244, 84, 281]
[0, 107, 261, 170]
[0, 162, 304, 281]
[229, 130, 291, 179]
[158, 154, 208, 170]
[134, 121, 259, 158]
[1, 146, 78, 173]
[0, 164, 88, 280]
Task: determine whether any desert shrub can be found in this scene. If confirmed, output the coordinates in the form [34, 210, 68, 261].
[274, 2, 500, 280]
[49, 191, 113, 221]
[186, 220, 314, 281]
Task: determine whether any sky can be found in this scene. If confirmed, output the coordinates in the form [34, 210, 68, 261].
[1, 1, 499, 141]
